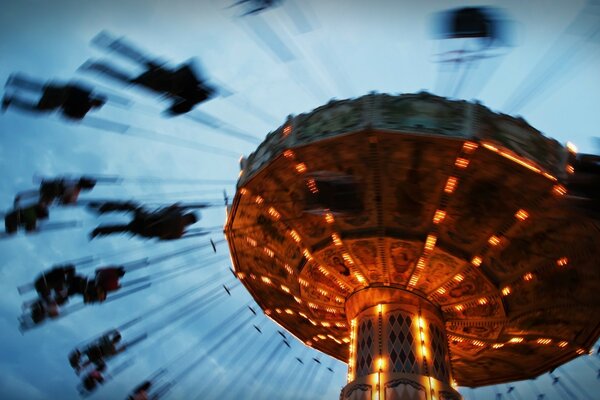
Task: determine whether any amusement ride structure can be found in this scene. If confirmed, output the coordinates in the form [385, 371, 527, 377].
[225, 92, 600, 400]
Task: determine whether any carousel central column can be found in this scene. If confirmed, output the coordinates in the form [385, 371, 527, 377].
[342, 287, 461, 400]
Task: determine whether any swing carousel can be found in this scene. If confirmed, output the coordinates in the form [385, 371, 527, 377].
[225, 92, 600, 399]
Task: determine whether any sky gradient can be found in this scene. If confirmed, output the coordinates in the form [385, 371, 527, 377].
[1, 0, 599, 399]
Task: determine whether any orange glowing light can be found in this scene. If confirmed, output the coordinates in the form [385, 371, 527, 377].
[284, 264, 294, 275]
[471, 256, 482, 267]
[261, 276, 272, 285]
[515, 209, 529, 221]
[307, 178, 319, 193]
[444, 176, 458, 193]
[308, 302, 318, 309]
[455, 157, 470, 168]
[501, 286, 511, 296]
[275, 308, 282, 314]
[408, 275, 420, 287]
[294, 296, 302, 304]
[325, 212, 335, 224]
[424, 234, 437, 251]
[454, 274, 464, 282]
[268, 207, 281, 220]
[254, 195, 264, 205]
[576, 348, 586, 355]
[295, 163, 307, 173]
[285, 309, 294, 315]
[478, 298, 488, 305]
[321, 322, 331, 327]
[537, 338, 552, 345]
[283, 125, 292, 136]
[437, 287, 447, 295]
[342, 253, 354, 265]
[488, 235, 501, 246]
[509, 337, 524, 343]
[303, 249, 313, 260]
[288, 230, 301, 243]
[280, 285, 290, 293]
[318, 266, 330, 276]
[298, 278, 309, 287]
[246, 237, 257, 247]
[416, 257, 426, 270]
[263, 247, 275, 257]
[566, 164, 575, 174]
[240, 188, 249, 195]
[553, 184, 567, 196]
[523, 272, 534, 281]
[492, 344, 504, 349]
[566, 142, 578, 154]
[318, 334, 326, 339]
[283, 149, 295, 159]
[557, 257, 568, 267]
[454, 305, 464, 312]
[354, 273, 365, 283]
[558, 341, 568, 348]
[432, 209, 446, 224]
[462, 141, 479, 153]
[472, 340, 485, 347]
[332, 233, 343, 246]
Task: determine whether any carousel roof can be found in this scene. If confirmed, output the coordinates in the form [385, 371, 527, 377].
[225, 92, 600, 386]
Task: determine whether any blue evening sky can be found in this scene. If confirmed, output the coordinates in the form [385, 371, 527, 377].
[0, 0, 599, 399]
